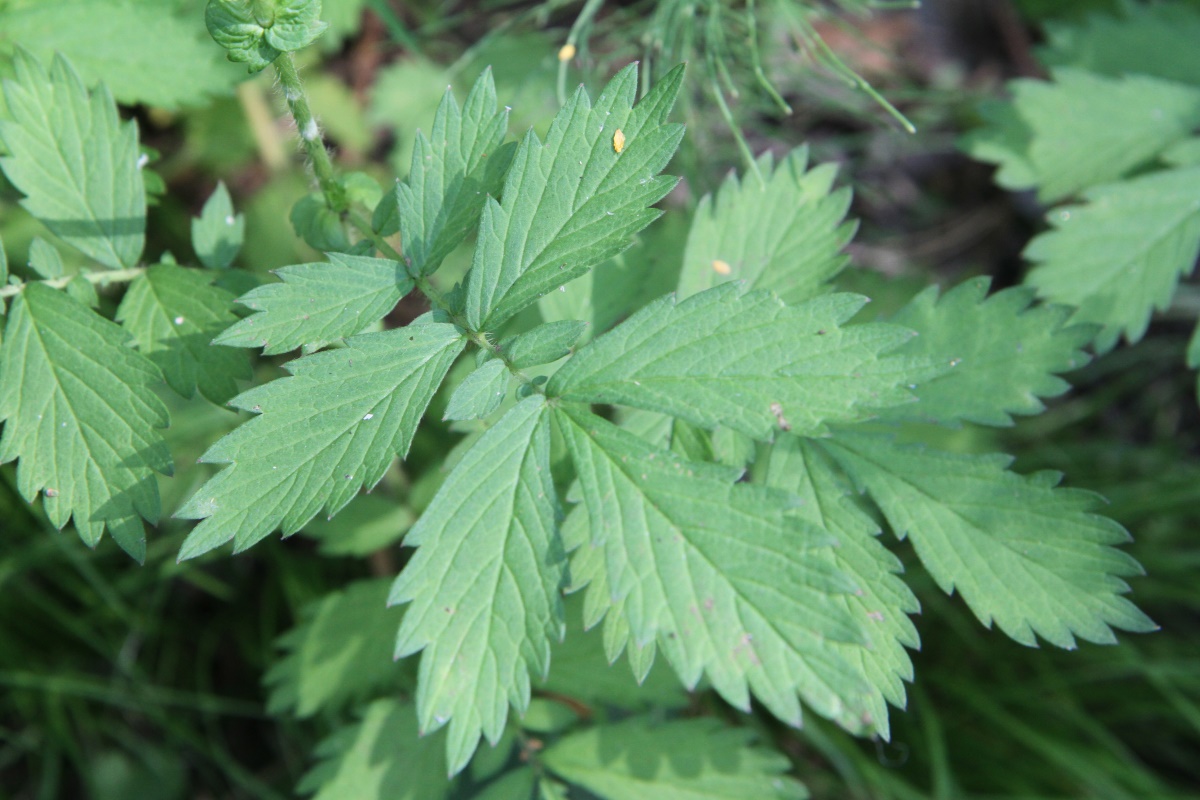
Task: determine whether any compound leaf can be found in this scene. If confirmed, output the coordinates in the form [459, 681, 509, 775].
[265, 578, 407, 718]
[762, 436, 919, 740]
[820, 431, 1157, 649]
[374, 69, 513, 277]
[214, 253, 414, 355]
[177, 323, 465, 559]
[548, 284, 920, 441]
[678, 146, 855, 305]
[0, 49, 145, 269]
[555, 406, 876, 734]
[879, 277, 1093, 427]
[543, 717, 806, 800]
[192, 181, 244, 269]
[297, 699, 451, 800]
[117, 263, 252, 404]
[389, 396, 564, 776]
[0, 0, 241, 109]
[465, 63, 684, 329]
[0, 283, 171, 561]
[1023, 165, 1200, 351]
[961, 68, 1200, 202]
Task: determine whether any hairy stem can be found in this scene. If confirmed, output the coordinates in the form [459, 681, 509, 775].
[0, 267, 145, 299]
[273, 54, 347, 211]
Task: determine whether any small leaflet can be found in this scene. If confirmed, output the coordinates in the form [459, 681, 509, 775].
[444, 359, 509, 421]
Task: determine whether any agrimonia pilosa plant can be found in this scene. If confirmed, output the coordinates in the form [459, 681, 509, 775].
[0, 0, 1157, 793]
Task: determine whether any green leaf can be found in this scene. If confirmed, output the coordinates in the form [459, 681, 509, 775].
[214, 253, 414, 355]
[961, 68, 1200, 202]
[297, 699, 451, 800]
[205, 0, 327, 72]
[1040, 3, 1200, 86]
[761, 436, 919, 740]
[562, 501, 659, 685]
[289, 192, 352, 252]
[464, 63, 684, 330]
[176, 322, 465, 559]
[0, 283, 171, 561]
[677, 146, 855, 305]
[443, 358, 509, 421]
[878, 277, 1093, 427]
[538, 212, 689, 340]
[192, 181, 244, 269]
[472, 769, 534, 800]
[540, 593, 688, 711]
[1023, 165, 1200, 350]
[116, 264, 252, 404]
[820, 431, 1158, 649]
[27, 237, 64, 279]
[500, 320, 588, 369]
[64, 275, 99, 308]
[542, 717, 807, 800]
[373, 69, 513, 277]
[0, 50, 145, 269]
[301, 493, 413, 556]
[389, 396, 564, 776]
[1164, 136, 1200, 168]
[548, 284, 919, 441]
[554, 406, 875, 733]
[0, 0, 241, 109]
[265, 578, 408, 717]
[0, 232, 8, 284]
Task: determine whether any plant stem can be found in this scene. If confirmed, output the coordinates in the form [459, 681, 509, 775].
[0, 267, 145, 299]
[557, 0, 606, 105]
[273, 54, 347, 211]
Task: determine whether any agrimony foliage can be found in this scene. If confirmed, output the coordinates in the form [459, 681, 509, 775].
[0, 48, 145, 268]
[0, 0, 240, 109]
[964, 3, 1200, 358]
[821, 432, 1157, 648]
[0, 285, 171, 562]
[176, 322, 465, 559]
[0, 36, 1155, 794]
[464, 63, 684, 329]
[677, 146, 855, 304]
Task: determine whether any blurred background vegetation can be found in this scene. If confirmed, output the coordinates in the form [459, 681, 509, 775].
[1, 0, 1198, 797]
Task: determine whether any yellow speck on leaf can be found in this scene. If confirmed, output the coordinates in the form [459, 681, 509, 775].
[558, 43, 576, 61]
[712, 259, 732, 275]
[613, 128, 626, 153]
